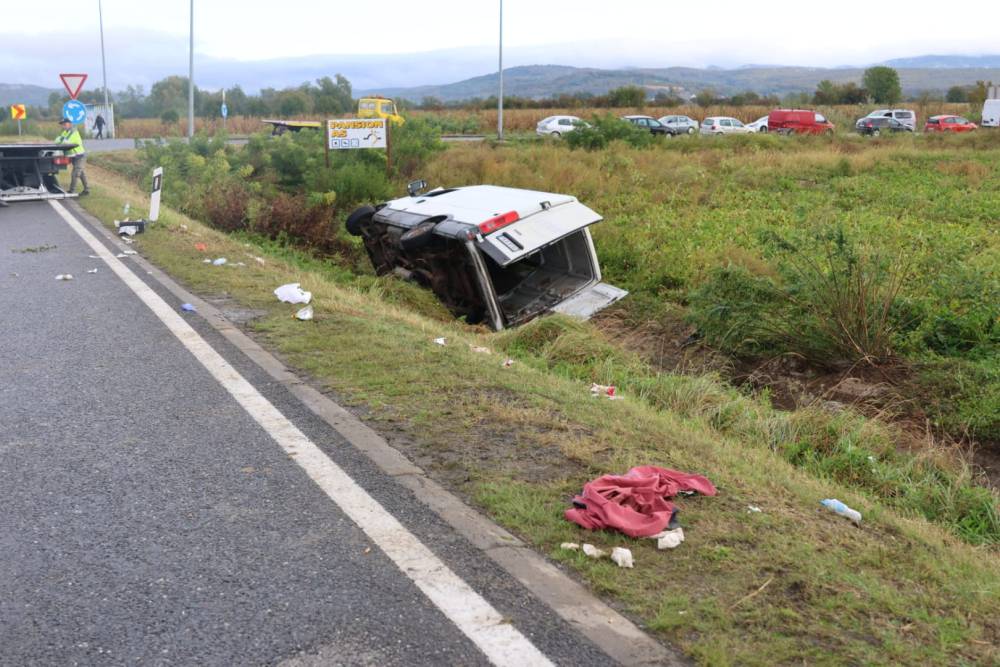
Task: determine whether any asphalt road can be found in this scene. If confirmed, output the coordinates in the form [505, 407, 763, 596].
[0, 201, 613, 666]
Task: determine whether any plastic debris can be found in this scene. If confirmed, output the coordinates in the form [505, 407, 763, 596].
[253, 256, 266, 265]
[122, 250, 138, 256]
[610, 547, 634, 569]
[202, 258, 212, 264]
[652, 527, 685, 550]
[581, 544, 606, 559]
[821, 499, 862, 524]
[194, 242, 207, 252]
[121, 236, 134, 244]
[212, 257, 227, 266]
[88, 254, 99, 259]
[502, 358, 515, 368]
[116, 253, 127, 258]
[469, 345, 491, 354]
[87, 268, 98, 274]
[233, 261, 246, 267]
[180, 303, 196, 312]
[747, 505, 762, 513]
[560, 542, 580, 551]
[274, 283, 312, 304]
[433, 337, 447, 346]
[295, 305, 314, 321]
[590, 383, 621, 400]
[55, 274, 73, 281]
[116, 219, 146, 236]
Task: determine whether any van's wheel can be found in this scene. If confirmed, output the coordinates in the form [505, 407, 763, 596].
[551, 131, 561, 139]
[872, 128, 881, 137]
[687, 127, 695, 135]
[345, 205, 375, 236]
[400, 220, 438, 251]
[759, 126, 768, 133]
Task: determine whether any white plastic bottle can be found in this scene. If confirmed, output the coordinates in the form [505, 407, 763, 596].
[821, 498, 862, 524]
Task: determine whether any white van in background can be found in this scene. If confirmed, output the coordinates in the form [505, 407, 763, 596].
[981, 99, 1000, 128]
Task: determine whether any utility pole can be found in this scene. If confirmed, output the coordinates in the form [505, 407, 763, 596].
[188, 0, 195, 139]
[497, 0, 504, 141]
[98, 0, 110, 136]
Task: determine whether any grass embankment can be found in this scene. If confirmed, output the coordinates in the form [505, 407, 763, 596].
[420, 134, 1000, 443]
[81, 162, 999, 665]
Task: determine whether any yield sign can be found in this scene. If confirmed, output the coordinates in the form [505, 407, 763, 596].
[59, 73, 88, 100]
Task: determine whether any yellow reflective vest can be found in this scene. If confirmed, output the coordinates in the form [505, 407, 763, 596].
[55, 128, 85, 156]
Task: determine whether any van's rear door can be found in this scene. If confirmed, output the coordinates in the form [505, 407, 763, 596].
[550, 282, 629, 319]
[477, 200, 601, 267]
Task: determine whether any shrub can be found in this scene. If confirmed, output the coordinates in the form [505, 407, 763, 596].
[160, 109, 179, 124]
[565, 114, 653, 150]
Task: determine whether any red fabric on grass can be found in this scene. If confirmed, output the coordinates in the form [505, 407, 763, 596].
[564, 466, 717, 538]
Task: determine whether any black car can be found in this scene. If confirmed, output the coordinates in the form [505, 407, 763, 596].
[622, 115, 670, 135]
[855, 116, 912, 136]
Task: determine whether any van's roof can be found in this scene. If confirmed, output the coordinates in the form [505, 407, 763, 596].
[384, 185, 577, 225]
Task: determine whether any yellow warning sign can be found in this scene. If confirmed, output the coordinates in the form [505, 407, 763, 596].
[10, 104, 26, 120]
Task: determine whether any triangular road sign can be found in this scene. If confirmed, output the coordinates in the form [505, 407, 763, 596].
[60, 73, 88, 100]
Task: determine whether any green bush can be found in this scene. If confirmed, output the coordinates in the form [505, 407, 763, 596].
[565, 114, 653, 150]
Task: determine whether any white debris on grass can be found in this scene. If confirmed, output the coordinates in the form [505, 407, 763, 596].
[502, 358, 515, 368]
[559, 542, 580, 551]
[295, 305, 314, 321]
[253, 256, 266, 265]
[433, 337, 447, 346]
[652, 527, 685, 550]
[747, 505, 762, 513]
[212, 257, 227, 266]
[590, 383, 622, 400]
[610, 547, 634, 569]
[469, 345, 491, 354]
[202, 259, 212, 264]
[274, 283, 312, 304]
[581, 544, 606, 559]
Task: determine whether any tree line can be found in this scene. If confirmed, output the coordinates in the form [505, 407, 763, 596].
[42, 75, 354, 121]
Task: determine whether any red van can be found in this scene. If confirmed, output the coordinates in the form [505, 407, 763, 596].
[768, 109, 835, 135]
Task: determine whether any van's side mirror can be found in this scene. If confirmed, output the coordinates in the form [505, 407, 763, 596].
[407, 179, 428, 197]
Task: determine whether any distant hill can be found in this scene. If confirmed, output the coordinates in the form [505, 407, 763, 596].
[0, 83, 58, 107]
[362, 64, 1000, 103]
[883, 55, 1000, 68]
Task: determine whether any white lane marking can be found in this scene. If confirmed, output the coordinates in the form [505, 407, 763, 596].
[50, 201, 554, 667]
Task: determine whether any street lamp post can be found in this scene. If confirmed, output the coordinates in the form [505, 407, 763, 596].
[497, 0, 503, 141]
[188, 0, 195, 138]
[98, 0, 110, 136]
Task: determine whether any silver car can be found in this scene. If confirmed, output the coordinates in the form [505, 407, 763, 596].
[536, 115, 584, 138]
[699, 117, 753, 135]
[657, 115, 699, 135]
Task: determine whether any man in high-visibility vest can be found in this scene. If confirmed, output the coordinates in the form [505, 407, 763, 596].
[54, 118, 89, 196]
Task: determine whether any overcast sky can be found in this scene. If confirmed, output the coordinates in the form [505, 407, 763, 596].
[3, 1, 998, 90]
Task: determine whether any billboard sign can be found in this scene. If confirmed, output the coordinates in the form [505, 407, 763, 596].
[327, 118, 387, 150]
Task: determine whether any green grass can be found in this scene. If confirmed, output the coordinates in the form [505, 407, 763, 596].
[79, 163, 1000, 666]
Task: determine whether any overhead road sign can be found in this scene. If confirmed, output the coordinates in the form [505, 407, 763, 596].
[10, 104, 26, 120]
[327, 119, 387, 150]
[62, 100, 87, 124]
[60, 73, 88, 99]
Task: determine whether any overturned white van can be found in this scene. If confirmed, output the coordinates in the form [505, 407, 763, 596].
[346, 183, 627, 330]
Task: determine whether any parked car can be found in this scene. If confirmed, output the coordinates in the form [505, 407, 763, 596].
[768, 109, 835, 135]
[855, 116, 912, 136]
[981, 99, 1000, 128]
[622, 115, 670, 135]
[699, 117, 752, 135]
[857, 109, 917, 131]
[925, 115, 977, 133]
[657, 115, 699, 135]
[536, 115, 585, 138]
[746, 116, 769, 133]
[345, 182, 628, 330]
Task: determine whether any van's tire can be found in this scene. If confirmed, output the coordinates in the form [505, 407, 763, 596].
[400, 220, 438, 251]
[551, 131, 561, 139]
[345, 205, 375, 236]
[687, 127, 695, 135]
[872, 129, 881, 137]
[759, 126, 768, 133]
